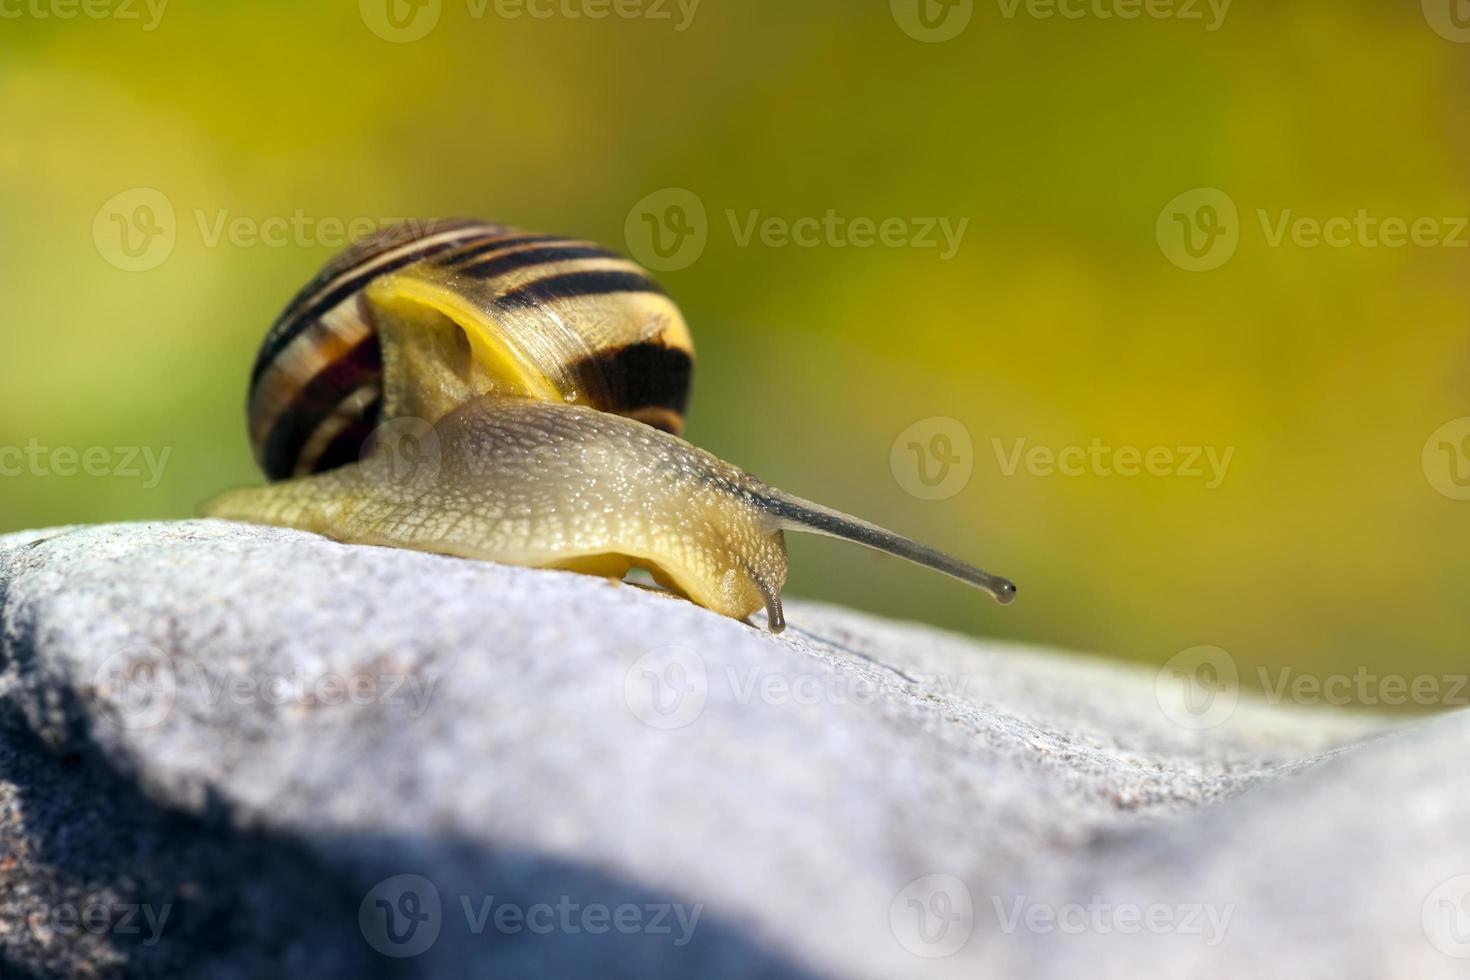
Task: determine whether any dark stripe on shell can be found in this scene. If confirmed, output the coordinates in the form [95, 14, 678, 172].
[569, 342, 693, 427]
[308, 399, 383, 475]
[260, 335, 383, 481]
[441, 234, 569, 267]
[277, 220, 489, 323]
[249, 222, 499, 390]
[458, 245, 625, 281]
[495, 271, 667, 311]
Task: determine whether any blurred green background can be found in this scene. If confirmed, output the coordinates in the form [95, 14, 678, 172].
[3, 0, 1468, 708]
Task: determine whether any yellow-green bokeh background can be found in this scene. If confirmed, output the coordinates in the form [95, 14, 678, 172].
[3, 0, 1468, 706]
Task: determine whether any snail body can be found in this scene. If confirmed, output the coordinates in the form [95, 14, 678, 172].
[207, 220, 1015, 632]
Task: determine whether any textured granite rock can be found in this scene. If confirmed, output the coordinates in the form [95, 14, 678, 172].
[0, 521, 1463, 978]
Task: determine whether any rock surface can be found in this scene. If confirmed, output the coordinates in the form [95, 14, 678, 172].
[0, 521, 1464, 978]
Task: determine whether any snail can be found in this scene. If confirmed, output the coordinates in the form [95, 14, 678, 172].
[205, 219, 1016, 632]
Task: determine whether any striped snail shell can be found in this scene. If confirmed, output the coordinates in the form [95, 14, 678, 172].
[208, 221, 1015, 632]
[247, 219, 694, 481]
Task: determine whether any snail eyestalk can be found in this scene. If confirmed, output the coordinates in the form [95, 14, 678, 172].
[757, 491, 1018, 605]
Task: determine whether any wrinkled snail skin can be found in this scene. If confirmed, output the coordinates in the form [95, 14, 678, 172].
[208, 396, 794, 627]
[208, 220, 1016, 632]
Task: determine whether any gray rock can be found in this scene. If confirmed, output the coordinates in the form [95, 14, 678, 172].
[0, 521, 1463, 979]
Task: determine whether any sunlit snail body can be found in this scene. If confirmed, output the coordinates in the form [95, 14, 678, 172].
[206, 220, 1016, 632]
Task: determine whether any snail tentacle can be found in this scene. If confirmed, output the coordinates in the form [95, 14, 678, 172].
[754, 492, 1017, 605]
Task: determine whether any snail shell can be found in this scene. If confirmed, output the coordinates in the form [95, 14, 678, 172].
[209, 221, 1015, 632]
